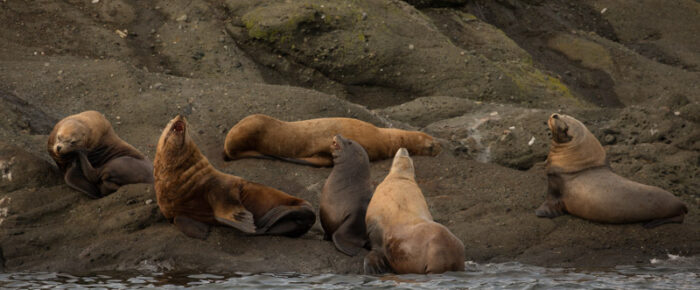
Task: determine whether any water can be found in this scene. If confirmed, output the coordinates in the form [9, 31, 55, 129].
[1, 255, 698, 289]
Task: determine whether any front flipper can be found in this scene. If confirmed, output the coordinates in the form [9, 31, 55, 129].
[332, 214, 368, 256]
[255, 204, 316, 237]
[535, 199, 565, 218]
[174, 215, 210, 240]
[65, 160, 101, 198]
[364, 249, 391, 275]
[643, 214, 685, 228]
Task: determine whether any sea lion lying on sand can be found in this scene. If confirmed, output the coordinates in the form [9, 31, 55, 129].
[536, 113, 688, 228]
[154, 115, 315, 239]
[223, 114, 441, 167]
[47, 110, 153, 198]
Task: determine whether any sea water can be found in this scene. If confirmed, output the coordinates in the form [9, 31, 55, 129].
[1, 255, 697, 289]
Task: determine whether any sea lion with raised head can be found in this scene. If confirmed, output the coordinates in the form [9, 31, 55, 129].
[536, 113, 688, 228]
[47, 110, 153, 198]
[154, 115, 315, 239]
[223, 114, 441, 167]
[320, 135, 372, 256]
[364, 148, 465, 274]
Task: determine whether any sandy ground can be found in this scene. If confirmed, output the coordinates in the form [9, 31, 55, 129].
[0, 0, 698, 274]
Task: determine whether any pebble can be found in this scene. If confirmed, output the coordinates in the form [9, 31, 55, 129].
[604, 134, 616, 144]
[176, 15, 188, 22]
[408, 44, 414, 50]
[145, 199, 153, 205]
[92, 0, 99, 3]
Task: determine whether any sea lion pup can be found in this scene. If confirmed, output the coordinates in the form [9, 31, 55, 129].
[154, 115, 315, 239]
[536, 113, 688, 228]
[320, 135, 372, 256]
[47, 110, 153, 198]
[223, 114, 441, 167]
[364, 148, 465, 274]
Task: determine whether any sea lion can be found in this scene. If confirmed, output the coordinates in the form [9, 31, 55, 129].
[47, 110, 153, 198]
[536, 113, 688, 228]
[153, 115, 316, 239]
[320, 135, 372, 256]
[223, 114, 441, 167]
[364, 148, 465, 274]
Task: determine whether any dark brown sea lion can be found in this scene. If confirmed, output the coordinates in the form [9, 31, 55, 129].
[320, 135, 372, 256]
[47, 110, 153, 198]
[223, 114, 441, 167]
[364, 148, 465, 274]
[153, 115, 315, 239]
[536, 113, 688, 228]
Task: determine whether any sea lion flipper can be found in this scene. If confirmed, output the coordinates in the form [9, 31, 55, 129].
[363, 250, 391, 275]
[642, 214, 685, 229]
[331, 215, 367, 256]
[65, 160, 101, 198]
[535, 199, 565, 218]
[255, 204, 316, 237]
[214, 206, 256, 234]
[174, 216, 210, 240]
[76, 150, 99, 183]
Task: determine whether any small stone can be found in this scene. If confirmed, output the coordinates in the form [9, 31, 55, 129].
[604, 134, 616, 144]
[600, 8, 607, 14]
[92, 0, 99, 3]
[361, 12, 367, 20]
[176, 14, 188, 22]
[673, 111, 681, 116]
[408, 44, 414, 50]
[145, 199, 153, 205]
[527, 136, 536, 146]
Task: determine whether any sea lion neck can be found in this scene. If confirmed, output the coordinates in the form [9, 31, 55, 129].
[546, 119, 606, 174]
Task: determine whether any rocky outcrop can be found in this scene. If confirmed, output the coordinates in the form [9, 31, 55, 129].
[0, 0, 697, 275]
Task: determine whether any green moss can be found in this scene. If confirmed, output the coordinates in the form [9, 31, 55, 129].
[505, 64, 579, 104]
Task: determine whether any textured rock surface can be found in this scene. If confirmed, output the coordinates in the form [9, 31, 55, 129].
[0, 0, 698, 275]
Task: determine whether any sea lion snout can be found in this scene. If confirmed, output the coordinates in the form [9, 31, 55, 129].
[551, 113, 560, 119]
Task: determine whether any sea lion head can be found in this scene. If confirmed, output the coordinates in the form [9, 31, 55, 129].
[409, 133, 442, 157]
[157, 115, 192, 158]
[330, 134, 369, 164]
[54, 120, 89, 155]
[546, 113, 606, 173]
[389, 148, 415, 179]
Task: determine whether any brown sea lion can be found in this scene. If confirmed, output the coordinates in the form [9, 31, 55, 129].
[536, 113, 688, 228]
[153, 115, 316, 239]
[320, 135, 372, 256]
[223, 114, 441, 167]
[47, 110, 153, 198]
[364, 148, 465, 274]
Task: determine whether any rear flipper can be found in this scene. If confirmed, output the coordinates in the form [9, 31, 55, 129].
[97, 157, 155, 196]
[332, 214, 368, 256]
[212, 204, 256, 234]
[65, 160, 101, 198]
[363, 249, 391, 275]
[643, 214, 685, 228]
[535, 199, 566, 218]
[174, 216, 210, 240]
[255, 204, 316, 237]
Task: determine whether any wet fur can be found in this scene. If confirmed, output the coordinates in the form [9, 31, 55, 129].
[320, 135, 373, 256]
